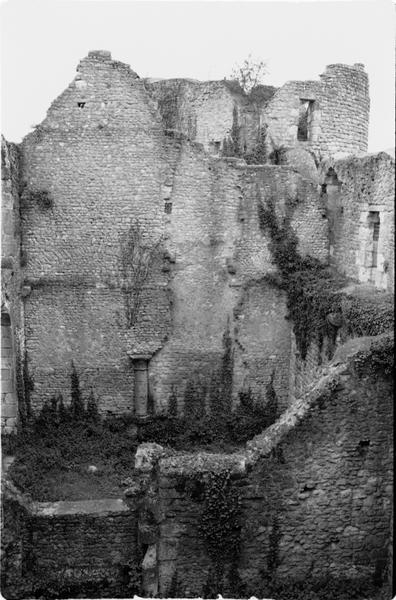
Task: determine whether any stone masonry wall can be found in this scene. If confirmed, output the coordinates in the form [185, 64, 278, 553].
[147, 64, 369, 162]
[1, 489, 138, 599]
[154, 338, 393, 596]
[28, 499, 137, 595]
[263, 63, 369, 160]
[325, 152, 395, 291]
[19, 51, 172, 414]
[1, 137, 22, 432]
[17, 52, 329, 416]
[149, 159, 328, 412]
[145, 79, 277, 156]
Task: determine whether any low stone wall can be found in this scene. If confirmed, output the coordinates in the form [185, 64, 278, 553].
[1, 489, 138, 599]
[136, 335, 393, 597]
[2, 335, 393, 598]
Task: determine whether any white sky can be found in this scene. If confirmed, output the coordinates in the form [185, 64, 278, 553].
[1, 0, 394, 151]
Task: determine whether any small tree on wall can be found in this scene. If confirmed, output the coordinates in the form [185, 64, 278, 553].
[229, 55, 268, 94]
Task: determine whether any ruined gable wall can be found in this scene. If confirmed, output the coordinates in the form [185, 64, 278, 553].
[326, 152, 394, 291]
[19, 51, 172, 413]
[1, 138, 22, 432]
[263, 63, 369, 159]
[155, 350, 393, 596]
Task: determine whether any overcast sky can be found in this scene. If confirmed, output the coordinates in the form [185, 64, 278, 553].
[1, 0, 394, 151]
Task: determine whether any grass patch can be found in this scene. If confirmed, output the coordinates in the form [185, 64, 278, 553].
[8, 416, 139, 501]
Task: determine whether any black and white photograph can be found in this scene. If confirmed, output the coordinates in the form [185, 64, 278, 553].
[1, 0, 394, 598]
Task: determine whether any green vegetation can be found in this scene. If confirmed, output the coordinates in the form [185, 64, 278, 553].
[258, 195, 394, 362]
[25, 189, 53, 210]
[247, 574, 388, 600]
[200, 470, 242, 596]
[258, 194, 348, 359]
[8, 345, 279, 500]
[8, 406, 139, 501]
[353, 332, 394, 379]
[139, 327, 279, 449]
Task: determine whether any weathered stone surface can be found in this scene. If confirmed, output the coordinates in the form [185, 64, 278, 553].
[142, 543, 158, 596]
[135, 442, 167, 472]
[154, 343, 393, 595]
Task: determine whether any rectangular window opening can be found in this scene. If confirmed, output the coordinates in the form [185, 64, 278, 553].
[368, 212, 380, 276]
[77, 102, 86, 108]
[164, 201, 172, 214]
[297, 99, 315, 141]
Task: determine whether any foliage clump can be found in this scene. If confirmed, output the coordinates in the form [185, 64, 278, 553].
[353, 332, 394, 379]
[248, 574, 387, 600]
[25, 189, 53, 210]
[198, 470, 242, 595]
[258, 195, 348, 359]
[138, 327, 279, 449]
[8, 364, 136, 501]
[119, 220, 162, 327]
[229, 54, 268, 94]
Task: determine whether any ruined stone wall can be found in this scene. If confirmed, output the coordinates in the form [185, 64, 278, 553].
[147, 64, 370, 161]
[150, 159, 328, 412]
[1, 481, 31, 599]
[27, 499, 137, 596]
[326, 152, 394, 291]
[1, 138, 22, 432]
[145, 79, 277, 156]
[263, 63, 369, 159]
[19, 51, 172, 413]
[1, 490, 138, 599]
[145, 79, 235, 152]
[154, 343, 393, 596]
[18, 51, 329, 416]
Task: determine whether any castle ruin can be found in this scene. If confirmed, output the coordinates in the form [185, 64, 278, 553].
[1, 51, 394, 598]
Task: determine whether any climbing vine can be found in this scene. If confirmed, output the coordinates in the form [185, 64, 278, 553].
[119, 220, 162, 327]
[222, 106, 243, 158]
[138, 325, 279, 448]
[353, 333, 394, 379]
[341, 293, 394, 338]
[198, 470, 242, 593]
[24, 189, 53, 210]
[258, 195, 347, 359]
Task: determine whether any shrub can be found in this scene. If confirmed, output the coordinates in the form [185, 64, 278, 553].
[70, 361, 85, 420]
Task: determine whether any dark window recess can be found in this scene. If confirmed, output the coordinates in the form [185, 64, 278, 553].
[77, 102, 86, 108]
[357, 440, 370, 455]
[164, 201, 172, 214]
[297, 99, 315, 141]
[368, 212, 380, 270]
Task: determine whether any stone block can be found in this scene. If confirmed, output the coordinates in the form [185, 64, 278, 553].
[1, 402, 17, 418]
[142, 544, 158, 597]
[0, 380, 14, 393]
[135, 442, 166, 473]
[1, 368, 12, 380]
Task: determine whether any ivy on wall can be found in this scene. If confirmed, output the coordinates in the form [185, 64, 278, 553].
[257, 193, 394, 363]
[119, 220, 162, 327]
[258, 194, 347, 359]
[199, 470, 242, 595]
[138, 325, 279, 448]
[353, 333, 394, 379]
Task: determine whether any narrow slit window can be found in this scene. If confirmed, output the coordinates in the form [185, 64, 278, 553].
[368, 212, 380, 269]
